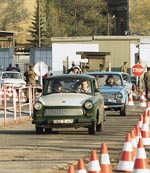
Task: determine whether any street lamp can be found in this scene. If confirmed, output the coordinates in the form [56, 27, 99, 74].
[38, 0, 41, 47]
[107, 12, 110, 35]
[107, 12, 115, 35]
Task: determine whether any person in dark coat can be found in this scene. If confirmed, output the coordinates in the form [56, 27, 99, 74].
[6, 64, 12, 71]
[144, 65, 150, 99]
[15, 64, 21, 72]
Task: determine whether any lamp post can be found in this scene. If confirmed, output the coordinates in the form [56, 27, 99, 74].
[38, 0, 41, 47]
[107, 12, 110, 35]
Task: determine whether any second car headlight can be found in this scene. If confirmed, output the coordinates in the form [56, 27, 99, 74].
[84, 101, 93, 109]
[116, 93, 123, 99]
[34, 102, 42, 110]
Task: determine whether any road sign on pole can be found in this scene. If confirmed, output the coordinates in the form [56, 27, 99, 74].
[132, 64, 144, 77]
[34, 61, 48, 85]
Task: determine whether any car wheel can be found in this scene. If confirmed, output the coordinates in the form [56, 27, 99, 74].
[45, 128, 52, 134]
[35, 126, 43, 134]
[96, 123, 103, 132]
[120, 105, 126, 116]
[88, 123, 96, 135]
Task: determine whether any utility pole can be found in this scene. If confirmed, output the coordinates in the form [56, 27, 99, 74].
[38, 0, 41, 47]
[107, 12, 110, 35]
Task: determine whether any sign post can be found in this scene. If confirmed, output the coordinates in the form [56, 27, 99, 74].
[34, 61, 48, 85]
[132, 64, 144, 77]
[132, 64, 144, 90]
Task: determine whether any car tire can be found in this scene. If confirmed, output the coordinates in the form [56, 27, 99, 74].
[35, 126, 43, 134]
[96, 123, 103, 132]
[120, 105, 126, 116]
[88, 123, 96, 135]
[45, 128, 52, 134]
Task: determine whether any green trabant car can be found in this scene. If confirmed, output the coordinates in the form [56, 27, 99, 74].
[32, 74, 105, 134]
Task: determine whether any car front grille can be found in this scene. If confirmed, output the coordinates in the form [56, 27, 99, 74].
[102, 93, 115, 99]
[44, 108, 83, 116]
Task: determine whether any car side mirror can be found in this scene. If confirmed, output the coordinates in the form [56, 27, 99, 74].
[95, 88, 99, 92]
[37, 88, 42, 93]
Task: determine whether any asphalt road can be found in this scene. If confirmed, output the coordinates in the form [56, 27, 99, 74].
[0, 101, 149, 173]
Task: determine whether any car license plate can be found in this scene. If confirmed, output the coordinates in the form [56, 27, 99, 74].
[108, 98, 113, 102]
[53, 119, 73, 124]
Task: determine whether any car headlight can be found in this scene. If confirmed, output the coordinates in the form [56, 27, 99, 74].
[34, 102, 42, 110]
[116, 93, 123, 99]
[84, 101, 93, 109]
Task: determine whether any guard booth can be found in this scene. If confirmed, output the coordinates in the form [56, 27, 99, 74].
[76, 51, 110, 71]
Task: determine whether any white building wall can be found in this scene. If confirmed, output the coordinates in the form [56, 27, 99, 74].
[52, 43, 99, 75]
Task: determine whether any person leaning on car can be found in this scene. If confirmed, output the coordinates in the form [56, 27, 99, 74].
[105, 75, 117, 86]
[143, 65, 150, 99]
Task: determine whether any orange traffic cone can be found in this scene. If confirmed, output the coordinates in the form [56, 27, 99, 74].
[133, 138, 149, 173]
[68, 165, 75, 173]
[76, 159, 87, 173]
[147, 109, 150, 124]
[143, 111, 150, 125]
[88, 150, 101, 173]
[127, 91, 134, 106]
[134, 124, 141, 146]
[141, 114, 150, 146]
[146, 101, 150, 111]
[130, 129, 137, 160]
[139, 91, 146, 107]
[138, 114, 143, 130]
[117, 132, 134, 172]
[100, 143, 113, 173]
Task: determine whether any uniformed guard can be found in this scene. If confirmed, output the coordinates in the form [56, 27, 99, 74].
[143, 65, 150, 99]
[120, 61, 127, 73]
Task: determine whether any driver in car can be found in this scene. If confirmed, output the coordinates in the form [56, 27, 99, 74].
[80, 80, 91, 93]
[105, 75, 117, 86]
[53, 82, 63, 92]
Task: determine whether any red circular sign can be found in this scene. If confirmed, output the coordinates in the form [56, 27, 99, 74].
[132, 64, 144, 77]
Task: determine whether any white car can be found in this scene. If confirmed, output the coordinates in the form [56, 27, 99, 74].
[0, 71, 26, 88]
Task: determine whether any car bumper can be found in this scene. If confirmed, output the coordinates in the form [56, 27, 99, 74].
[104, 102, 125, 110]
[32, 117, 97, 128]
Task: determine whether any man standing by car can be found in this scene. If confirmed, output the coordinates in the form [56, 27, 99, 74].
[24, 64, 36, 85]
[24, 64, 36, 102]
[144, 65, 150, 99]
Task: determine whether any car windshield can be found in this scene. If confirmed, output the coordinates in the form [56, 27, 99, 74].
[121, 73, 130, 83]
[94, 74, 122, 87]
[2, 73, 22, 79]
[43, 78, 92, 95]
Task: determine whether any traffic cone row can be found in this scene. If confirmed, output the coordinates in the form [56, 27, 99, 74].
[68, 143, 113, 173]
[68, 103, 150, 173]
[116, 103, 150, 173]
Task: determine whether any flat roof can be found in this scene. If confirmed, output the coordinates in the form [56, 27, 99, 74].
[0, 31, 15, 34]
[76, 51, 110, 58]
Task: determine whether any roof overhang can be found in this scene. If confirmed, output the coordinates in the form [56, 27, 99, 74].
[76, 51, 110, 58]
